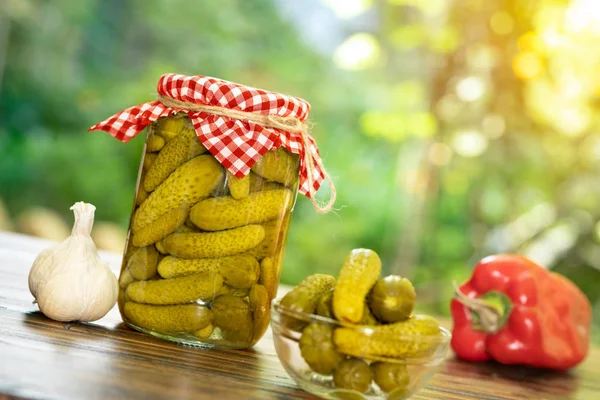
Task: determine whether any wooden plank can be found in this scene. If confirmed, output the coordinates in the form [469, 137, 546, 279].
[0, 231, 598, 399]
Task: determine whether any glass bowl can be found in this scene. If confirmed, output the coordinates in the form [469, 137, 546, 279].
[270, 299, 451, 400]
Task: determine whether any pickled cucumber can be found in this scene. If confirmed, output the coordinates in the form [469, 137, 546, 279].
[194, 323, 214, 339]
[126, 246, 158, 280]
[211, 295, 253, 345]
[157, 256, 218, 278]
[316, 290, 334, 319]
[226, 171, 250, 200]
[371, 362, 409, 393]
[359, 303, 379, 326]
[251, 148, 299, 187]
[133, 155, 223, 232]
[280, 274, 336, 315]
[333, 315, 442, 359]
[157, 254, 257, 280]
[218, 255, 259, 289]
[155, 114, 187, 142]
[162, 225, 265, 259]
[368, 275, 415, 323]
[249, 284, 270, 342]
[143, 152, 158, 171]
[117, 289, 128, 315]
[315, 293, 377, 324]
[135, 188, 149, 206]
[126, 272, 223, 305]
[184, 217, 197, 229]
[177, 224, 195, 233]
[189, 189, 293, 231]
[218, 285, 250, 297]
[147, 134, 165, 152]
[143, 126, 209, 192]
[333, 358, 373, 393]
[249, 173, 284, 193]
[119, 269, 135, 289]
[211, 295, 251, 330]
[222, 324, 253, 345]
[258, 257, 278, 299]
[131, 206, 189, 247]
[299, 323, 344, 375]
[124, 302, 213, 332]
[333, 249, 382, 324]
[155, 239, 168, 254]
[246, 219, 280, 260]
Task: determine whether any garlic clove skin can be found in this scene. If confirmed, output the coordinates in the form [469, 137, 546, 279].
[28, 202, 119, 322]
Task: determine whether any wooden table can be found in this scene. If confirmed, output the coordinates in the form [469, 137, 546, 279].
[0, 231, 598, 400]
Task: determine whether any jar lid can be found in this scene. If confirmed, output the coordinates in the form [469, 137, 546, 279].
[89, 73, 334, 212]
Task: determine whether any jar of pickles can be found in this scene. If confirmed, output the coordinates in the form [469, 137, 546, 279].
[89, 73, 334, 348]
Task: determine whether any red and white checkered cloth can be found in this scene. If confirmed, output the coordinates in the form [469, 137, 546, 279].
[88, 73, 326, 198]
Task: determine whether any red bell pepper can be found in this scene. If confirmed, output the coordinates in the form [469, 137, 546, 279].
[451, 254, 591, 370]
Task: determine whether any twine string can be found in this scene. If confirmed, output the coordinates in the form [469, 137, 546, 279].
[157, 94, 336, 213]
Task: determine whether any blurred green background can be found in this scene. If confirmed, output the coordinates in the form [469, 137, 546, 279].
[0, 0, 598, 338]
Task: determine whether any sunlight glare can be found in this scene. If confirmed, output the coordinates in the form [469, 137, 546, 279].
[565, 0, 600, 35]
[451, 129, 488, 158]
[321, 0, 373, 19]
[333, 33, 381, 70]
[557, 107, 591, 137]
[456, 76, 486, 102]
[540, 29, 566, 49]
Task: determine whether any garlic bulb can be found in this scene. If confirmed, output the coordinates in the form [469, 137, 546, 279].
[28, 202, 118, 322]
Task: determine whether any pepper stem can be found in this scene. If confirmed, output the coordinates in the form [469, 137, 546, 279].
[453, 282, 513, 334]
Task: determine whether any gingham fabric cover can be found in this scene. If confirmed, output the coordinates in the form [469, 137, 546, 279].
[88, 73, 325, 197]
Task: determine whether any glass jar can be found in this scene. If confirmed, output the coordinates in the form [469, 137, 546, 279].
[117, 113, 299, 348]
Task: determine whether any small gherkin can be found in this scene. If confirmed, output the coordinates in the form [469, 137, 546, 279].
[226, 171, 250, 200]
[154, 114, 188, 142]
[124, 302, 213, 333]
[299, 323, 344, 375]
[333, 315, 442, 359]
[245, 219, 281, 261]
[162, 225, 265, 259]
[189, 189, 293, 231]
[211, 295, 254, 346]
[333, 358, 373, 393]
[132, 155, 222, 232]
[251, 148, 299, 188]
[368, 275, 416, 323]
[258, 257, 278, 300]
[131, 206, 189, 247]
[316, 290, 334, 319]
[126, 271, 223, 305]
[146, 134, 165, 152]
[249, 284, 270, 343]
[280, 274, 336, 315]
[371, 362, 410, 393]
[143, 152, 158, 171]
[143, 125, 208, 192]
[126, 246, 158, 281]
[218, 284, 250, 298]
[333, 248, 382, 324]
